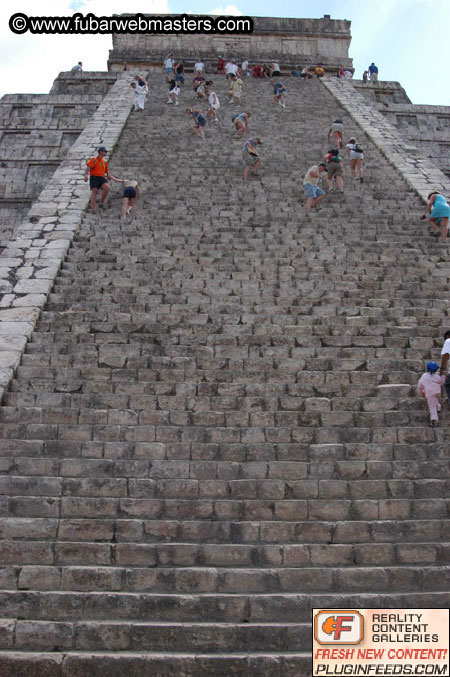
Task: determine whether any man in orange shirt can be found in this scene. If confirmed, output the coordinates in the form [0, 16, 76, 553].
[84, 146, 113, 213]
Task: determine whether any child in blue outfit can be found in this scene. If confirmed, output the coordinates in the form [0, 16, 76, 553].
[272, 81, 287, 108]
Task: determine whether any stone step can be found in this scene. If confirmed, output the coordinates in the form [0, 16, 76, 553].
[0, 517, 449, 543]
[1, 590, 449, 623]
[0, 419, 444, 449]
[9, 411, 443, 438]
[0, 389, 444, 416]
[0, 650, 311, 677]
[2, 486, 449, 512]
[1, 564, 449, 593]
[0, 453, 449, 479]
[2, 63, 450, 671]
[0, 437, 446, 462]
[3, 385, 424, 407]
[7, 363, 436, 384]
[1, 424, 442, 446]
[0, 619, 311, 652]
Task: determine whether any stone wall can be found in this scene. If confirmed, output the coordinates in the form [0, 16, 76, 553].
[108, 14, 352, 71]
[0, 73, 134, 401]
[323, 77, 450, 203]
[0, 73, 118, 242]
[349, 81, 450, 179]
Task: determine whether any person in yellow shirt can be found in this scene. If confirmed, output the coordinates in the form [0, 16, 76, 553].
[315, 64, 325, 78]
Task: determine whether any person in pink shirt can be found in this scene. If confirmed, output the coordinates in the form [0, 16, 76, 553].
[417, 361, 445, 427]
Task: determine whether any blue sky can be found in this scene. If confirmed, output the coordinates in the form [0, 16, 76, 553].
[0, 0, 449, 105]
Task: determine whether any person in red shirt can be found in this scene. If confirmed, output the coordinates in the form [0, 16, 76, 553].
[84, 146, 120, 213]
[252, 64, 263, 78]
[216, 56, 225, 75]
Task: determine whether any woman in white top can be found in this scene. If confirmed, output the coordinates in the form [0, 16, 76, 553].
[345, 137, 364, 182]
[194, 60, 204, 77]
[270, 62, 281, 77]
[206, 87, 220, 122]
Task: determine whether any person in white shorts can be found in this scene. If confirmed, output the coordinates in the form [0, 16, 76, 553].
[167, 82, 180, 105]
[346, 137, 364, 182]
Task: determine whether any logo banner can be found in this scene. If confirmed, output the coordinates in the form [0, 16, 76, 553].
[312, 609, 449, 675]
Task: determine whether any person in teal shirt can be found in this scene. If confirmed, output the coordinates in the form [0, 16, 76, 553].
[422, 191, 450, 241]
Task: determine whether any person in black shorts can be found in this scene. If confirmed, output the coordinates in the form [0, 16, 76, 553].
[186, 108, 207, 140]
[120, 179, 140, 217]
[84, 147, 114, 212]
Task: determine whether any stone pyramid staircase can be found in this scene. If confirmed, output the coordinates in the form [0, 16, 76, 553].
[0, 74, 450, 676]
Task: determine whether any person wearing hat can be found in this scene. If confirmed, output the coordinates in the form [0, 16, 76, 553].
[417, 361, 445, 427]
[84, 146, 120, 213]
[242, 138, 263, 182]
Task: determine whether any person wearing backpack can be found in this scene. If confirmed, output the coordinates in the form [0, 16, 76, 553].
[346, 137, 364, 182]
[324, 148, 344, 193]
